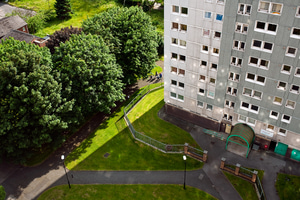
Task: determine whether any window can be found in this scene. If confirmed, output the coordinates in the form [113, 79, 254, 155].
[238, 115, 256, 125]
[254, 21, 277, 35]
[170, 92, 176, 98]
[180, 24, 187, 31]
[172, 22, 178, 30]
[204, 12, 212, 19]
[203, 29, 210, 37]
[227, 87, 237, 96]
[211, 63, 218, 71]
[228, 72, 240, 82]
[223, 114, 233, 121]
[199, 75, 206, 81]
[172, 38, 178, 45]
[286, 47, 297, 57]
[238, 4, 251, 15]
[231, 57, 242, 67]
[202, 45, 209, 52]
[286, 100, 296, 109]
[172, 5, 179, 13]
[179, 55, 186, 61]
[249, 57, 269, 69]
[181, 7, 188, 15]
[171, 80, 177, 86]
[201, 60, 207, 67]
[267, 124, 275, 132]
[212, 48, 219, 55]
[240, 101, 260, 113]
[178, 69, 185, 76]
[270, 111, 279, 119]
[171, 53, 177, 59]
[238, 115, 247, 122]
[273, 97, 282, 105]
[277, 81, 287, 90]
[282, 115, 291, 123]
[225, 100, 235, 108]
[235, 23, 248, 34]
[178, 94, 184, 101]
[295, 68, 300, 76]
[206, 104, 213, 111]
[245, 73, 266, 85]
[278, 128, 287, 136]
[216, 14, 223, 21]
[214, 31, 221, 39]
[197, 101, 204, 107]
[171, 67, 177, 73]
[207, 91, 215, 98]
[180, 40, 186, 47]
[281, 65, 292, 74]
[217, 0, 225, 4]
[209, 78, 216, 85]
[290, 84, 300, 93]
[251, 40, 273, 52]
[291, 28, 300, 39]
[258, 1, 282, 15]
[233, 40, 245, 51]
[296, 7, 300, 17]
[199, 88, 205, 95]
[242, 88, 262, 99]
[178, 82, 184, 88]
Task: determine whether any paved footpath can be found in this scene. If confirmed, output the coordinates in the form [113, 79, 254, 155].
[2, 61, 300, 199]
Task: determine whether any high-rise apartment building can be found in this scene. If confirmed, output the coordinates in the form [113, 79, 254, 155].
[164, 0, 300, 153]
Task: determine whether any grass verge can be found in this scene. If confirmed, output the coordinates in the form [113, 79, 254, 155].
[276, 173, 300, 200]
[223, 172, 258, 200]
[66, 86, 202, 170]
[38, 184, 217, 200]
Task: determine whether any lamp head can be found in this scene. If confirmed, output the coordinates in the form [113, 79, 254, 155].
[183, 155, 186, 160]
[61, 155, 65, 160]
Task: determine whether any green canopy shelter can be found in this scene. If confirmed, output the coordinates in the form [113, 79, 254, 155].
[274, 142, 288, 156]
[226, 123, 255, 158]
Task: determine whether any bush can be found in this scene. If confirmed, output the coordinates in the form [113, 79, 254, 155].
[0, 186, 5, 200]
[156, 32, 164, 55]
[27, 12, 46, 33]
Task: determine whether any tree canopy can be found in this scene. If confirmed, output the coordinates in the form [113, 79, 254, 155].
[82, 6, 158, 84]
[54, 0, 72, 20]
[52, 33, 125, 117]
[0, 39, 74, 162]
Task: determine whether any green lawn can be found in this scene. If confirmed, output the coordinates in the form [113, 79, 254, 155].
[38, 184, 217, 200]
[66, 85, 202, 170]
[276, 173, 300, 200]
[10, 0, 164, 37]
[223, 172, 258, 200]
[128, 88, 199, 148]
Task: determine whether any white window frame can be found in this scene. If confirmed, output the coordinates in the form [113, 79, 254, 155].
[296, 7, 300, 18]
[210, 63, 218, 71]
[251, 39, 273, 53]
[207, 90, 215, 99]
[254, 20, 277, 35]
[179, 55, 186, 62]
[171, 79, 177, 86]
[269, 110, 279, 120]
[225, 100, 235, 108]
[286, 100, 296, 109]
[240, 101, 260, 114]
[281, 64, 292, 75]
[171, 38, 178, 45]
[178, 82, 184, 89]
[273, 96, 283, 105]
[228, 72, 240, 82]
[197, 100, 204, 108]
[278, 128, 287, 136]
[206, 104, 213, 111]
[204, 11, 212, 19]
[238, 115, 256, 126]
[231, 56, 242, 67]
[286, 47, 297, 57]
[199, 75, 206, 82]
[215, 13, 223, 22]
[170, 92, 177, 99]
[266, 124, 275, 132]
[242, 88, 262, 100]
[198, 88, 205, 96]
[179, 40, 186, 47]
[172, 22, 179, 30]
[181, 7, 188, 15]
[171, 53, 178, 60]
[233, 40, 245, 51]
[235, 23, 248, 34]
[180, 24, 187, 32]
[245, 73, 266, 85]
[172, 5, 179, 13]
[226, 87, 237, 96]
[291, 27, 300, 39]
[202, 45, 209, 53]
[214, 31, 222, 39]
[295, 67, 300, 77]
[212, 47, 219, 56]
[290, 84, 300, 94]
[277, 81, 287, 90]
[177, 94, 184, 101]
[248, 57, 270, 70]
[200, 60, 207, 68]
[238, 3, 252, 15]
[178, 68, 185, 76]
[281, 114, 291, 124]
[209, 77, 216, 85]
[258, 1, 283, 15]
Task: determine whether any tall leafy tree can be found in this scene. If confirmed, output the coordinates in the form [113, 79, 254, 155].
[54, 0, 72, 20]
[0, 39, 74, 162]
[46, 26, 82, 54]
[53, 33, 125, 117]
[82, 6, 158, 84]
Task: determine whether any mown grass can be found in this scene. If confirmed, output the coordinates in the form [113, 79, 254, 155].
[223, 172, 258, 200]
[38, 184, 217, 200]
[9, 0, 164, 37]
[276, 173, 300, 200]
[66, 85, 202, 170]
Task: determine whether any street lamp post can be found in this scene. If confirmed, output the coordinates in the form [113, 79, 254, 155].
[183, 155, 187, 190]
[61, 155, 71, 189]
